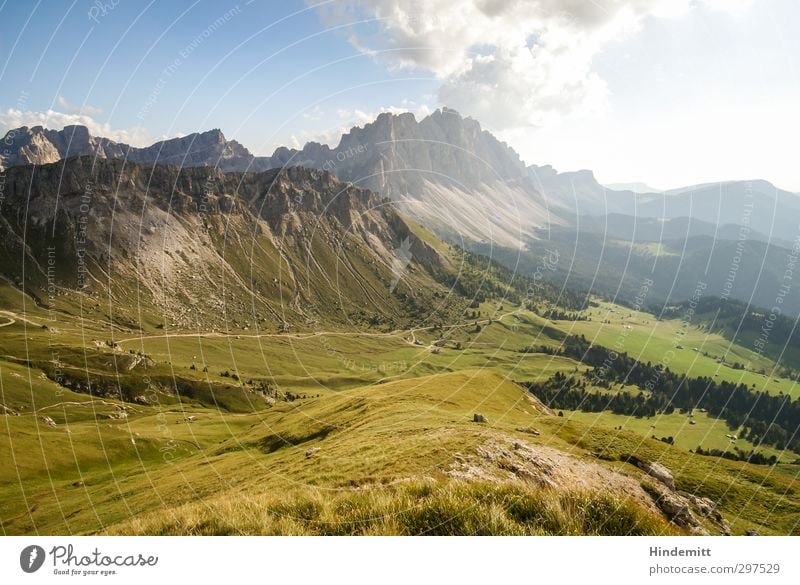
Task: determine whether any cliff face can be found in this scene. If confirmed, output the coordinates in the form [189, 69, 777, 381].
[0, 157, 451, 330]
[266, 108, 553, 246]
[273, 109, 527, 195]
[0, 125, 119, 168]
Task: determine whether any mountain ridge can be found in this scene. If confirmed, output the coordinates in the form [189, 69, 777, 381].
[0, 155, 465, 332]
[5, 115, 799, 246]
[1, 110, 555, 247]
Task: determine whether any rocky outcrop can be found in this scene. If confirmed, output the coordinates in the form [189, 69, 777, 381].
[447, 437, 664, 518]
[644, 482, 731, 535]
[1, 404, 20, 416]
[448, 440, 732, 535]
[624, 455, 675, 489]
[628, 457, 731, 535]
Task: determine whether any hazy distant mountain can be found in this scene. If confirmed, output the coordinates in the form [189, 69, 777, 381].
[473, 223, 800, 316]
[525, 167, 800, 244]
[604, 181, 663, 193]
[527, 164, 637, 216]
[628, 180, 800, 244]
[577, 214, 776, 246]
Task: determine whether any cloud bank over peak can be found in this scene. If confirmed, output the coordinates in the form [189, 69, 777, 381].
[315, 0, 750, 130]
[0, 108, 152, 147]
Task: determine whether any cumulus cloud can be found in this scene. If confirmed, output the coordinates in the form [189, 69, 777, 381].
[0, 108, 152, 146]
[314, 0, 747, 129]
[56, 96, 105, 117]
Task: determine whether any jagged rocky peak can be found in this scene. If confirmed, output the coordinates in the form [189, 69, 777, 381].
[279, 107, 530, 192]
[258, 107, 551, 245]
[121, 128, 272, 171]
[0, 124, 272, 173]
[0, 124, 98, 168]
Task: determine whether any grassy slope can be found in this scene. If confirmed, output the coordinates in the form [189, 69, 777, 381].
[2, 281, 800, 535]
[1, 367, 798, 535]
[552, 302, 800, 399]
[107, 480, 676, 536]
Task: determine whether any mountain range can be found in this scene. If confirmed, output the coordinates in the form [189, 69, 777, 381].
[3, 109, 800, 314]
[1, 109, 553, 247]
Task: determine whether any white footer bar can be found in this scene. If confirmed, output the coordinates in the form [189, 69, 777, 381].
[1, 536, 797, 584]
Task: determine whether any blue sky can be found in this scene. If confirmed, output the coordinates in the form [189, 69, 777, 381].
[0, 1, 435, 152]
[1, 0, 798, 190]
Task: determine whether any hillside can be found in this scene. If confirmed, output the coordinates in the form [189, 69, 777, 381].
[472, 222, 800, 317]
[2, 280, 798, 535]
[1, 368, 760, 536]
[6, 116, 800, 319]
[0, 156, 464, 332]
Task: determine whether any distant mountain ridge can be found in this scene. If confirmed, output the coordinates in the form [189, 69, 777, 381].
[604, 181, 663, 193]
[0, 124, 269, 172]
[4, 112, 800, 309]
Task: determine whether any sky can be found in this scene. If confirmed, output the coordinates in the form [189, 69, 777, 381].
[0, 0, 798, 191]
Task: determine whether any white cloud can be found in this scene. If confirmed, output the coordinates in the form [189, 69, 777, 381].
[0, 108, 152, 146]
[314, 0, 749, 130]
[302, 105, 325, 121]
[699, 0, 754, 13]
[56, 96, 105, 117]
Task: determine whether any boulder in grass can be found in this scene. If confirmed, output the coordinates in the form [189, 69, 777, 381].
[624, 455, 675, 490]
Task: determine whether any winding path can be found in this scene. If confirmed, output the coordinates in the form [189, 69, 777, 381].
[114, 309, 522, 348]
[0, 310, 43, 328]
